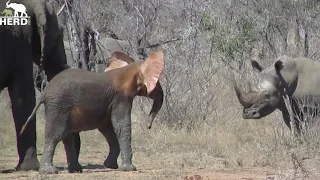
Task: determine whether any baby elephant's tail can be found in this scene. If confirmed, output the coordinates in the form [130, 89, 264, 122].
[19, 95, 45, 136]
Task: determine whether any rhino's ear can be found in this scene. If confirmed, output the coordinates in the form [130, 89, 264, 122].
[251, 60, 263, 72]
[274, 60, 283, 72]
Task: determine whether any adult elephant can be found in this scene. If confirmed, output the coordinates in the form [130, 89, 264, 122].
[0, 0, 70, 171]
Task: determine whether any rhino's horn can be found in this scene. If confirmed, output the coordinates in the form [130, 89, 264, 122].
[232, 75, 252, 108]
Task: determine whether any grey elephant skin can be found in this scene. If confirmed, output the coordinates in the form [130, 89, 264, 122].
[20, 49, 164, 174]
[0, 0, 69, 171]
[233, 55, 320, 133]
[64, 39, 164, 166]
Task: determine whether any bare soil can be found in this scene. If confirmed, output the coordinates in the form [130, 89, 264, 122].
[1, 90, 320, 180]
[1, 155, 276, 180]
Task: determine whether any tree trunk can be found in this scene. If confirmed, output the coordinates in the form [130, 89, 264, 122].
[286, 12, 308, 58]
[64, 0, 88, 70]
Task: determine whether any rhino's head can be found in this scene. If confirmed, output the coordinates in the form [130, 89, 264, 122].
[234, 59, 286, 119]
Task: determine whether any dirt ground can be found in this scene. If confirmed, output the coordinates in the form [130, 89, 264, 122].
[0, 156, 276, 180]
[1, 120, 320, 180]
[1, 91, 320, 180]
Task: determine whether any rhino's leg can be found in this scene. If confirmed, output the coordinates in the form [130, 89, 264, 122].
[280, 102, 302, 136]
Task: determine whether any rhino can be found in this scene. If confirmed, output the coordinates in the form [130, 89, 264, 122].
[233, 55, 320, 133]
[63, 38, 132, 72]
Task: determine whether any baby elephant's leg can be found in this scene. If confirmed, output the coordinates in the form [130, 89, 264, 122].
[39, 108, 69, 174]
[39, 128, 61, 174]
[99, 127, 120, 169]
[63, 133, 83, 173]
[73, 132, 81, 160]
[111, 103, 136, 171]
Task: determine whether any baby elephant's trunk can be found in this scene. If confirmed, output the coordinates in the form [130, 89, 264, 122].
[147, 82, 163, 129]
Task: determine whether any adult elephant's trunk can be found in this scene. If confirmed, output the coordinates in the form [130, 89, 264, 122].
[232, 75, 252, 108]
[6, 0, 10, 7]
[146, 81, 164, 129]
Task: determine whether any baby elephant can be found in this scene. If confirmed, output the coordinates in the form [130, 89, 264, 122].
[20, 48, 164, 174]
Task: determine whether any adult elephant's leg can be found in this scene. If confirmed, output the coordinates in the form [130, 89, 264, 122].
[7, 71, 39, 171]
[0, 74, 6, 93]
[98, 126, 120, 169]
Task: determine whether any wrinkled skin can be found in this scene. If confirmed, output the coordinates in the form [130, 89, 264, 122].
[0, 0, 69, 171]
[20, 49, 164, 174]
[234, 55, 320, 133]
[72, 51, 164, 164]
[63, 42, 164, 164]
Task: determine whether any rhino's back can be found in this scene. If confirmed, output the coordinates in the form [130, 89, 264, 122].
[289, 57, 320, 104]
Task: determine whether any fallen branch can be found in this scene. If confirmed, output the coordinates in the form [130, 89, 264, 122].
[145, 38, 181, 49]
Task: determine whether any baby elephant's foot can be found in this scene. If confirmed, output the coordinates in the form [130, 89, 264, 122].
[103, 158, 119, 169]
[119, 163, 137, 171]
[39, 164, 59, 174]
[68, 162, 83, 173]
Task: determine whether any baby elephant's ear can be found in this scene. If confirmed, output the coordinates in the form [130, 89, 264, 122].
[104, 57, 129, 72]
[140, 48, 164, 94]
[111, 51, 135, 64]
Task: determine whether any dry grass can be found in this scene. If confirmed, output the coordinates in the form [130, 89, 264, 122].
[1, 77, 320, 179]
[2, 0, 320, 179]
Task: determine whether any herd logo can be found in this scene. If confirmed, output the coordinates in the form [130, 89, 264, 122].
[0, 0, 30, 25]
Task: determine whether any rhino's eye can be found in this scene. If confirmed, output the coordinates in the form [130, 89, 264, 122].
[260, 95, 269, 103]
[261, 92, 270, 99]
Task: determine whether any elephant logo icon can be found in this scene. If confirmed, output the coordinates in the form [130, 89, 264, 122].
[0, 1, 30, 26]
[0, 9, 13, 16]
[5, 0, 28, 17]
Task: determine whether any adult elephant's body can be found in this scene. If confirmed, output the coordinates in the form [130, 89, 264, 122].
[0, 0, 69, 171]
